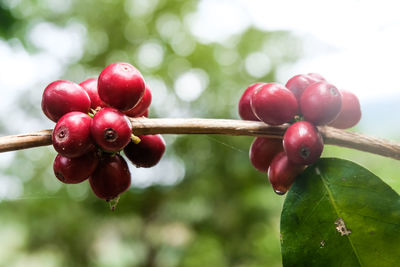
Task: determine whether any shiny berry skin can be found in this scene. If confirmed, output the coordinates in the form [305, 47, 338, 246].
[124, 135, 166, 168]
[307, 73, 326, 81]
[124, 86, 152, 117]
[79, 78, 106, 109]
[89, 154, 131, 201]
[41, 80, 91, 122]
[300, 81, 342, 125]
[238, 82, 265, 121]
[283, 121, 324, 165]
[52, 112, 94, 158]
[285, 74, 318, 101]
[53, 152, 98, 184]
[251, 83, 298, 125]
[91, 107, 132, 152]
[98, 62, 146, 111]
[328, 89, 361, 129]
[268, 152, 305, 195]
[249, 137, 283, 172]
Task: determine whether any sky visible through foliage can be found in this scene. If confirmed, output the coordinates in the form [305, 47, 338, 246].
[0, 0, 400, 266]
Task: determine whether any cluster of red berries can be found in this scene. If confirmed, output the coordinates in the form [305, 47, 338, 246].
[239, 73, 361, 195]
[41, 62, 165, 204]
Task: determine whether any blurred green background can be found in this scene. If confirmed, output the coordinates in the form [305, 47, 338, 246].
[0, 0, 399, 266]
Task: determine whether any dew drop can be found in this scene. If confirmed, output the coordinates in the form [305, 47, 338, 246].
[274, 189, 286, 195]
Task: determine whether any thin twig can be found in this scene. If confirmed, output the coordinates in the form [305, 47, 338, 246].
[0, 118, 399, 160]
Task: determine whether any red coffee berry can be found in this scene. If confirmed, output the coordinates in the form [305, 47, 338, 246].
[238, 82, 265, 121]
[91, 107, 132, 152]
[249, 137, 283, 172]
[307, 73, 326, 81]
[98, 62, 146, 111]
[285, 74, 318, 101]
[52, 112, 94, 158]
[328, 89, 361, 129]
[53, 152, 98, 184]
[300, 81, 342, 125]
[124, 135, 166, 168]
[283, 121, 324, 165]
[79, 78, 106, 109]
[124, 86, 152, 117]
[268, 151, 305, 195]
[137, 109, 149, 117]
[251, 83, 298, 125]
[41, 80, 91, 122]
[89, 154, 131, 201]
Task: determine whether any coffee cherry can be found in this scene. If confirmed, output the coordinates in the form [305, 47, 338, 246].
[285, 74, 318, 101]
[124, 86, 152, 117]
[124, 135, 166, 168]
[41, 80, 91, 122]
[98, 62, 146, 111]
[268, 152, 305, 195]
[137, 109, 149, 117]
[53, 152, 98, 184]
[251, 83, 298, 125]
[283, 121, 324, 165]
[328, 89, 361, 129]
[52, 112, 94, 158]
[79, 78, 106, 109]
[307, 73, 326, 81]
[91, 107, 132, 152]
[238, 83, 265, 121]
[300, 81, 342, 125]
[249, 137, 283, 172]
[89, 154, 131, 201]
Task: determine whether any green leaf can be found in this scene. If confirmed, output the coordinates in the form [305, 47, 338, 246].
[281, 158, 400, 267]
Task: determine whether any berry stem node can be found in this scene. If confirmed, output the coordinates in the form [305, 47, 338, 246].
[131, 134, 141, 144]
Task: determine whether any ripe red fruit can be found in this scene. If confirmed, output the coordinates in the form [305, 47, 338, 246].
[41, 80, 91, 122]
[98, 62, 146, 111]
[91, 107, 132, 152]
[238, 82, 265, 121]
[307, 73, 326, 81]
[124, 135, 166, 168]
[300, 81, 342, 125]
[328, 89, 361, 129]
[53, 152, 98, 184]
[136, 109, 149, 117]
[249, 137, 283, 172]
[251, 83, 298, 125]
[268, 152, 305, 195]
[285, 74, 318, 101]
[52, 112, 94, 158]
[79, 78, 106, 109]
[283, 121, 324, 165]
[124, 86, 152, 117]
[89, 154, 131, 201]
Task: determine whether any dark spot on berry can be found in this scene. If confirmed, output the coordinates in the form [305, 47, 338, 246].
[299, 146, 310, 159]
[329, 87, 338, 96]
[55, 172, 65, 181]
[104, 128, 118, 142]
[55, 126, 68, 142]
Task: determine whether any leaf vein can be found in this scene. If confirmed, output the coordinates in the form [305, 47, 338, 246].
[320, 171, 363, 267]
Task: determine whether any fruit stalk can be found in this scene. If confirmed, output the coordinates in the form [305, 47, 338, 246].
[0, 118, 399, 160]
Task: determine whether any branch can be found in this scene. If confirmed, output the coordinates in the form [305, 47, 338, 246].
[0, 118, 399, 160]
